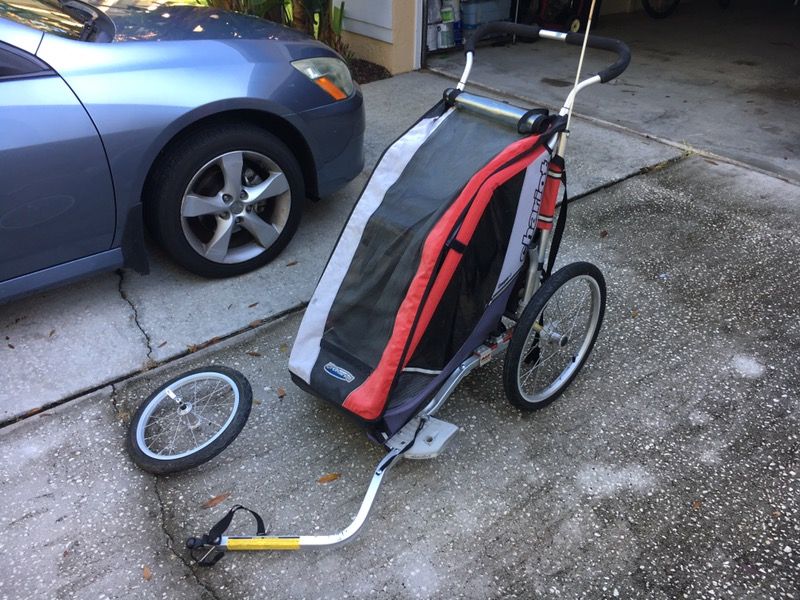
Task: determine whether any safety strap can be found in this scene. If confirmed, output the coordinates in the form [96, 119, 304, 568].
[545, 159, 569, 278]
[208, 504, 266, 542]
[191, 504, 267, 567]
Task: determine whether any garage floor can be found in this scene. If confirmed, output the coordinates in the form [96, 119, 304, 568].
[427, 0, 800, 182]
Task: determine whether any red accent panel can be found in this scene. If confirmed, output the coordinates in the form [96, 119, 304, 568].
[406, 155, 546, 359]
[537, 163, 563, 231]
[342, 137, 550, 420]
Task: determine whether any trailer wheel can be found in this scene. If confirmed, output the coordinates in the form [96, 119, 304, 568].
[127, 367, 252, 474]
[503, 262, 606, 411]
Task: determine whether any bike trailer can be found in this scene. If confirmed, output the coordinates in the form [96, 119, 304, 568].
[289, 99, 567, 436]
[127, 15, 632, 564]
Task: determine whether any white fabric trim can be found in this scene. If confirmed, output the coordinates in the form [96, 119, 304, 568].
[493, 152, 550, 298]
[289, 109, 454, 383]
[401, 367, 442, 375]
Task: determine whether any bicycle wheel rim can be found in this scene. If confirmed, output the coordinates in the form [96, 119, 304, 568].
[516, 274, 602, 403]
[135, 371, 241, 461]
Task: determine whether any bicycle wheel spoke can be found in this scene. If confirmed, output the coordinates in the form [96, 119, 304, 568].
[148, 411, 181, 432]
[166, 421, 182, 453]
[191, 384, 229, 407]
[144, 429, 170, 445]
[194, 412, 223, 430]
[193, 393, 233, 410]
[553, 293, 567, 330]
[566, 287, 590, 336]
[520, 345, 561, 385]
[187, 417, 200, 448]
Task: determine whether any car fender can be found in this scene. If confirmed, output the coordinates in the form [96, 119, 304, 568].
[36, 34, 331, 249]
[135, 96, 315, 192]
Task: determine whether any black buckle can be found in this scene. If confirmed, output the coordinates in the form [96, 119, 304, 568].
[186, 504, 267, 568]
[186, 535, 225, 567]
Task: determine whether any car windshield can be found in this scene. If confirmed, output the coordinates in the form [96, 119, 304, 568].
[0, 0, 86, 39]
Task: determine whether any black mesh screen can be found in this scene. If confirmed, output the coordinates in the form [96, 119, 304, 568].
[322, 110, 521, 371]
[405, 172, 525, 371]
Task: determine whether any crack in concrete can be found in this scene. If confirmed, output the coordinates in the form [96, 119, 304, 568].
[153, 476, 224, 600]
[117, 269, 155, 365]
[568, 152, 691, 204]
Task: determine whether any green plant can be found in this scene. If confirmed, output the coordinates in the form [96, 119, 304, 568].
[197, 0, 354, 63]
[204, 0, 287, 21]
[289, 1, 353, 62]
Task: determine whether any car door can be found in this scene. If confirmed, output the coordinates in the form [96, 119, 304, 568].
[0, 41, 115, 283]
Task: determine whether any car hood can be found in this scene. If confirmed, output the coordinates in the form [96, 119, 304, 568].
[96, 3, 311, 42]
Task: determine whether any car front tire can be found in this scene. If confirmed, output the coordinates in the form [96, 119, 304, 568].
[145, 123, 305, 278]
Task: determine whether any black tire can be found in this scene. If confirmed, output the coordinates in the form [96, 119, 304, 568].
[145, 123, 305, 278]
[127, 366, 253, 474]
[503, 262, 606, 411]
[641, 0, 680, 18]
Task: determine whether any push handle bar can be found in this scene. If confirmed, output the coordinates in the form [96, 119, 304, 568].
[464, 22, 631, 83]
[464, 22, 542, 53]
[564, 31, 630, 83]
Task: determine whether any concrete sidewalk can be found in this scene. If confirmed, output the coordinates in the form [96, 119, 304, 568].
[2, 151, 797, 598]
[0, 70, 682, 423]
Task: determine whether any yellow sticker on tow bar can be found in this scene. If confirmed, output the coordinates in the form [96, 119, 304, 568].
[227, 537, 301, 551]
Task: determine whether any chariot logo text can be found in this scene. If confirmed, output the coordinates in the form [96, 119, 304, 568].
[324, 362, 355, 383]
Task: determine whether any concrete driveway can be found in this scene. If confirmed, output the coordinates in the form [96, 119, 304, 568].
[2, 40, 799, 600]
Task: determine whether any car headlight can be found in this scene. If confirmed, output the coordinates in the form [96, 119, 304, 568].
[292, 57, 355, 101]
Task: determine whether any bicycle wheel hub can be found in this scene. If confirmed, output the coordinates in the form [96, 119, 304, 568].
[544, 328, 569, 347]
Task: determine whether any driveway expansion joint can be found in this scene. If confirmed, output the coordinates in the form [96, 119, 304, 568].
[569, 151, 691, 203]
[153, 476, 223, 600]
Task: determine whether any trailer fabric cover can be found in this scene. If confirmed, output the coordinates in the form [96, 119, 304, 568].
[289, 102, 559, 421]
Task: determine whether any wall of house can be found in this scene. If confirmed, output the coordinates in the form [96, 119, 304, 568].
[337, 0, 419, 74]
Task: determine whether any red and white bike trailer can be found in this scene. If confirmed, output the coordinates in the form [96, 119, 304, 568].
[126, 19, 631, 566]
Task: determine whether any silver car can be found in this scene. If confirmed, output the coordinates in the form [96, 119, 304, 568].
[0, 0, 365, 302]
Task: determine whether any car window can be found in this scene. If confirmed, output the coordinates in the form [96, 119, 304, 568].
[0, 43, 50, 79]
[0, 0, 85, 39]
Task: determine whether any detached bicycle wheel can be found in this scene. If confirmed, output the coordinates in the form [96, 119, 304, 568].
[503, 262, 606, 411]
[127, 367, 252, 474]
[641, 0, 680, 18]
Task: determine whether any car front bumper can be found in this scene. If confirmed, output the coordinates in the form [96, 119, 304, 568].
[296, 87, 366, 199]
